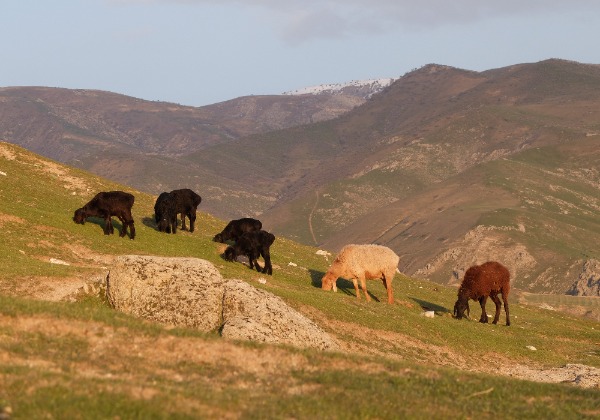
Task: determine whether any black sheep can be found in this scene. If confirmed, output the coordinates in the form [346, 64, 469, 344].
[169, 188, 202, 233]
[153, 189, 202, 234]
[73, 191, 136, 239]
[453, 261, 511, 326]
[213, 218, 262, 243]
[154, 192, 177, 234]
[224, 230, 276, 275]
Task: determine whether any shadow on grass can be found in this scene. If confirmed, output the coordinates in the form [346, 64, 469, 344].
[309, 269, 325, 288]
[141, 216, 157, 230]
[83, 216, 125, 236]
[409, 297, 451, 313]
[142, 215, 191, 232]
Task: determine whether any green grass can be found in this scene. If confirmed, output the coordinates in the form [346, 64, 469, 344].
[0, 142, 599, 418]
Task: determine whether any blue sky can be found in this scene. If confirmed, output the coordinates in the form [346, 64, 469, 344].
[2, 0, 600, 106]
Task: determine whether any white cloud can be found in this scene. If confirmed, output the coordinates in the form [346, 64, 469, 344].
[110, 0, 600, 44]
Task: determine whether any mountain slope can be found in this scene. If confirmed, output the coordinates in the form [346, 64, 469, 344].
[184, 60, 600, 293]
[0, 85, 373, 217]
[2, 60, 600, 294]
[0, 85, 370, 158]
[0, 142, 599, 418]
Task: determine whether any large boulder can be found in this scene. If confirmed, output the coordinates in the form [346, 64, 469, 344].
[221, 279, 338, 349]
[106, 255, 225, 331]
[106, 255, 338, 350]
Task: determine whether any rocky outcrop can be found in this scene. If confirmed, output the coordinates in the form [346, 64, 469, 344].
[567, 259, 600, 296]
[106, 255, 338, 350]
[220, 279, 337, 349]
[415, 225, 537, 286]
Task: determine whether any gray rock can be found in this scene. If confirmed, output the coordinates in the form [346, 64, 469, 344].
[106, 255, 338, 350]
[567, 259, 600, 296]
[221, 279, 338, 350]
[106, 255, 226, 331]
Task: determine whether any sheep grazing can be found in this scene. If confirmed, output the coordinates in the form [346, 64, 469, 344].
[169, 188, 202, 232]
[224, 230, 276, 275]
[154, 192, 177, 234]
[153, 188, 202, 234]
[73, 191, 136, 239]
[213, 218, 262, 243]
[321, 244, 400, 304]
[453, 261, 511, 326]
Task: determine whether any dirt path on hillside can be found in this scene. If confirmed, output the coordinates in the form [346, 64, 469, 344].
[307, 189, 320, 245]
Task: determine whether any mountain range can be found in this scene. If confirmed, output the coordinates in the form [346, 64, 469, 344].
[1, 58, 599, 295]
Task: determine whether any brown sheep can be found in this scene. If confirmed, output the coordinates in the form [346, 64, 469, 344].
[453, 261, 511, 326]
[321, 244, 399, 304]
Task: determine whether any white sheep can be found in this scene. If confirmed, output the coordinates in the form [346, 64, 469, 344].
[321, 244, 400, 304]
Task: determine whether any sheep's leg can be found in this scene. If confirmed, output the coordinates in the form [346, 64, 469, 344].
[123, 212, 136, 240]
[490, 293, 502, 324]
[359, 275, 371, 302]
[180, 212, 187, 231]
[383, 271, 394, 304]
[128, 220, 136, 240]
[351, 278, 361, 300]
[502, 292, 511, 326]
[104, 215, 113, 235]
[189, 211, 196, 233]
[478, 296, 489, 323]
[260, 248, 273, 275]
[116, 215, 127, 237]
[249, 253, 261, 272]
[171, 213, 177, 234]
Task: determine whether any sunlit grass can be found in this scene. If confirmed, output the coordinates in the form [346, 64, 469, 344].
[1, 142, 599, 418]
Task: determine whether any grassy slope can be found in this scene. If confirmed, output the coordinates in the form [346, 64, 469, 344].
[0, 143, 599, 419]
[305, 134, 600, 293]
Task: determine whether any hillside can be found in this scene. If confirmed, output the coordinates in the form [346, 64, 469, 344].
[0, 142, 599, 418]
[0, 86, 370, 157]
[2, 59, 600, 296]
[185, 59, 600, 294]
[0, 84, 372, 218]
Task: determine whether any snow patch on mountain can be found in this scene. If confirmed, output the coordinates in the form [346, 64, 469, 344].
[283, 78, 397, 98]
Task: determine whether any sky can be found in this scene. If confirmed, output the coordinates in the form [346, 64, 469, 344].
[2, 0, 600, 107]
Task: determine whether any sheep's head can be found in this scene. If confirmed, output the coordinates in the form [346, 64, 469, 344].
[223, 246, 237, 262]
[73, 208, 86, 224]
[321, 272, 338, 292]
[213, 233, 224, 243]
[157, 218, 171, 233]
[453, 297, 470, 320]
